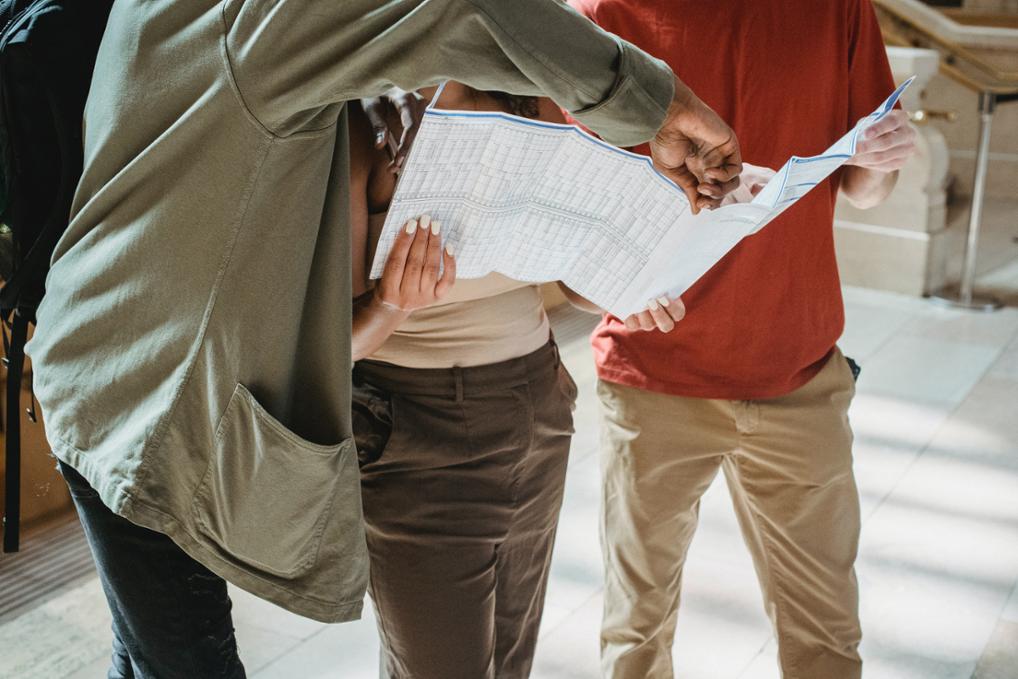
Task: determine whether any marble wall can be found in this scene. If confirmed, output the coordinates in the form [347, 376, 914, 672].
[923, 74, 1018, 200]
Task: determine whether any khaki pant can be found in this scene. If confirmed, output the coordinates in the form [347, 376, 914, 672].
[598, 349, 862, 679]
[353, 341, 577, 679]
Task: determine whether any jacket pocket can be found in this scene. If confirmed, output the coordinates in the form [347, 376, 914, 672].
[193, 383, 351, 579]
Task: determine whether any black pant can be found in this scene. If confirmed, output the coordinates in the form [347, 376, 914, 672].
[58, 460, 246, 679]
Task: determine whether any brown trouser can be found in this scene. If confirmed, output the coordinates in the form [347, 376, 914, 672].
[353, 341, 577, 679]
[598, 349, 862, 679]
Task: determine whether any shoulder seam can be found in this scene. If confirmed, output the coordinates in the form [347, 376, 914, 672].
[219, 1, 278, 140]
[458, 0, 606, 105]
[218, 1, 339, 141]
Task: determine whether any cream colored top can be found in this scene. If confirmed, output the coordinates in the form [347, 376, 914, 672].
[367, 213, 550, 368]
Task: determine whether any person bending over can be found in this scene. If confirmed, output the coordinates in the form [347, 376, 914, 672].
[25, 1, 743, 675]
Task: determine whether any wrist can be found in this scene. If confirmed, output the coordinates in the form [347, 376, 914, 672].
[662, 76, 708, 135]
[668, 76, 697, 118]
[841, 165, 897, 209]
[369, 291, 412, 319]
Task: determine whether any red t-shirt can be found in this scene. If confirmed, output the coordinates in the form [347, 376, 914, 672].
[570, 0, 897, 400]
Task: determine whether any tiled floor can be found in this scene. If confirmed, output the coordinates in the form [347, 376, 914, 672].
[2, 287, 1018, 679]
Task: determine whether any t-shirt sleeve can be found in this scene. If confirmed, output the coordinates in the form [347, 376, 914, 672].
[223, 0, 674, 147]
[846, 0, 897, 126]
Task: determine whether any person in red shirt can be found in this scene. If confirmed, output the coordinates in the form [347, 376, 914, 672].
[568, 1, 917, 678]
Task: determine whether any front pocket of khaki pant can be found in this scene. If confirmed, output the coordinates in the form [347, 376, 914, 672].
[193, 383, 351, 579]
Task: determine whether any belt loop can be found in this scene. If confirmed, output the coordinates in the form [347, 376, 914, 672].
[453, 366, 464, 403]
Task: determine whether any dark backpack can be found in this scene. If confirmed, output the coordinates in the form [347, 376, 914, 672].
[0, 0, 112, 552]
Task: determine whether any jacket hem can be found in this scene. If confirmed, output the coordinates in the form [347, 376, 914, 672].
[50, 438, 366, 624]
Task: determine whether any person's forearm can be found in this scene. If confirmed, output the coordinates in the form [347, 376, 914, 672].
[352, 292, 410, 361]
[228, 0, 675, 145]
[841, 166, 898, 209]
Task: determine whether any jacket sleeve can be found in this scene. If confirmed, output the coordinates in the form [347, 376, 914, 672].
[222, 0, 674, 146]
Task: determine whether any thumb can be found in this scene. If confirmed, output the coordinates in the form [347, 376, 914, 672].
[650, 136, 702, 214]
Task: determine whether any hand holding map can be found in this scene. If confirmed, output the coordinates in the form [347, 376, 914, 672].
[370, 78, 914, 319]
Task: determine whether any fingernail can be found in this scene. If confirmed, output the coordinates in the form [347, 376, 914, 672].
[431, 220, 441, 235]
[445, 245, 454, 256]
[657, 296, 670, 307]
[405, 219, 417, 234]
[648, 299, 660, 311]
[419, 214, 432, 230]
[376, 133, 385, 144]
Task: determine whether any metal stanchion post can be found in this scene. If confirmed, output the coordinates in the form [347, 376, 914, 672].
[931, 90, 1002, 312]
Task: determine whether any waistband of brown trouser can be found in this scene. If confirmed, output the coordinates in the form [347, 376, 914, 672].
[353, 340, 561, 400]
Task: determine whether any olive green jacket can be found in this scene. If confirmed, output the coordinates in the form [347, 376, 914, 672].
[26, 0, 674, 622]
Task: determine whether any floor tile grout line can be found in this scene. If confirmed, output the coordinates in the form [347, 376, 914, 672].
[233, 618, 309, 645]
[841, 301, 918, 364]
[250, 622, 336, 678]
[969, 575, 1018, 675]
[858, 339, 1008, 525]
[537, 587, 603, 643]
[968, 616, 1015, 679]
[735, 638, 775, 679]
[1005, 578, 1018, 624]
[850, 296, 1013, 524]
[240, 630, 308, 676]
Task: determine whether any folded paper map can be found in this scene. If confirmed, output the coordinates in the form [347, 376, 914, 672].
[370, 78, 914, 318]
